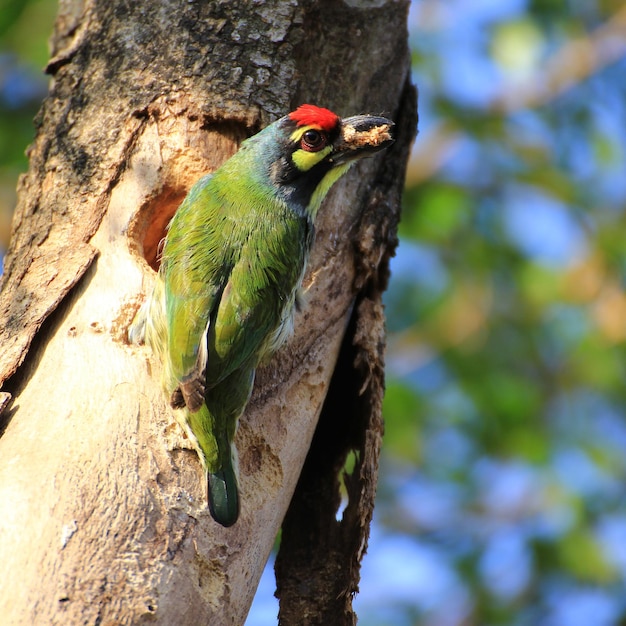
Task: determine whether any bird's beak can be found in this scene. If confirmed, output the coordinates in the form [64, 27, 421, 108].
[330, 114, 395, 164]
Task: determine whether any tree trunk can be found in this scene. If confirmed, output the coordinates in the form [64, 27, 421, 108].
[0, 1, 416, 624]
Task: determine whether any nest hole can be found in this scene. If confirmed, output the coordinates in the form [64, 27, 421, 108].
[127, 119, 255, 272]
[130, 185, 187, 272]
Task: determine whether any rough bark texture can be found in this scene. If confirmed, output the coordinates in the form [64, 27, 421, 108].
[0, 1, 415, 624]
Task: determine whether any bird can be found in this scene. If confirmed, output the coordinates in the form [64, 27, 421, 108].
[129, 104, 395, 527]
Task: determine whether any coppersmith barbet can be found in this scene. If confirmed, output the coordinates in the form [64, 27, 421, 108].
[129, 104, 394, 526]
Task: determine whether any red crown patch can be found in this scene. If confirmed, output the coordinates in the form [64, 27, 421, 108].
[288, 104, 340, 132]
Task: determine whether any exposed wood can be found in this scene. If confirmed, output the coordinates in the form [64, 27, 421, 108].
[0, 1, 415, 624]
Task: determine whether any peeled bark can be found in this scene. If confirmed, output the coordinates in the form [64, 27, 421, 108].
[0, 1, 416, 624]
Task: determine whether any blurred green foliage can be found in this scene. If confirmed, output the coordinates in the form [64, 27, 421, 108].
[0, 0, 54, 257]
[368, 2, 626, 625]
[3, 1, 626, 625]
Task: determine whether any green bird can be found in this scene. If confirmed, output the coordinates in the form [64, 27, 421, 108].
[129, 104, 394, 526]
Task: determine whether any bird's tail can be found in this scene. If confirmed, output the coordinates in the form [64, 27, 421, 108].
[208, 460, 239, 527]
[185, 402, 241, 527]
[186, 369, 253, 528]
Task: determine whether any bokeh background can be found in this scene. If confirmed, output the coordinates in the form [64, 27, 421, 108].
[2, 1, 626, 624]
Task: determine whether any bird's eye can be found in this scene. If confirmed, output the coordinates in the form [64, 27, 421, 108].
[301, 129, 327, 152]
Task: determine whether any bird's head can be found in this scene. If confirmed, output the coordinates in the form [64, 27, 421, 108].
[236, 104, 395, 218]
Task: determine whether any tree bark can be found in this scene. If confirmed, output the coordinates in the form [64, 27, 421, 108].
[0, 1, 416, 624]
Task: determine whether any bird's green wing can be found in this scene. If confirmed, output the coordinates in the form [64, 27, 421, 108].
[205, 214, 307, 386]
[161, 174, 308, 397]
[161, 175, 232, 403]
